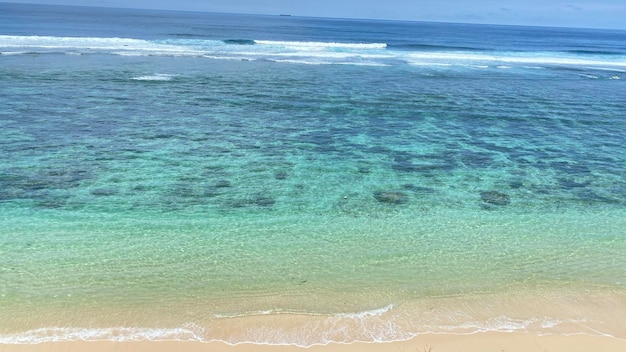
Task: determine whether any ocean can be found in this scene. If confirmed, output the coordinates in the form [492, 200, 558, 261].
[1, 2, 626, 346]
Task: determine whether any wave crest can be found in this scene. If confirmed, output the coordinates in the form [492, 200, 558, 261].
[254, 40, 387, 49]
[0, 314, 594, 347]
[1, 35, 624, 70]
[0, 325, 205, 344]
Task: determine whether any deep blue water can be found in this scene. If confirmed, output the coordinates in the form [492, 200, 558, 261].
[1, 2, 626, 345]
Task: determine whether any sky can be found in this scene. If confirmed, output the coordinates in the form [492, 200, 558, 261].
[6, 0, 626, 29]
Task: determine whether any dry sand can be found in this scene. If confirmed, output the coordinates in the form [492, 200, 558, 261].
[2, 333, 626, 352]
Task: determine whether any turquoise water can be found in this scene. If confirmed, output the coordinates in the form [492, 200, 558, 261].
[1, 2, 626, 345]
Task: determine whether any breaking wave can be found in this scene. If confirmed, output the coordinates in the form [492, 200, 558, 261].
[131, 73, 175, 81]
[1, 35, 625, 70]
[0, 305, 597, 347]
[0, 325, 205, 344]
[253, 40, 387, 49]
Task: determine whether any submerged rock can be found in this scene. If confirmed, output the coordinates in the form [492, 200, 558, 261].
[223, 199, 248, 208]
[214, 179, 232, 188]
[254, 196, 276, 207]
[203, 187, 223, 198]
[577, 190, 619, 204]
[357, 166, 371, 174]
[91, 188, 118, 196]
[392, 161, 454, 174]
[402, 183, 435, 194]
[133, 184, 151, 191]
[34, 198, 67, 209]
[480, 191, 510, 206]
[223, 195, 276, 209]
[373, 190, 409, 204]
[274, 171, 288, 180]
[558, 178, 591, 189]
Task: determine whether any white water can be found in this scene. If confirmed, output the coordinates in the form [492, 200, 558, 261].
[2, 35, 625, 69]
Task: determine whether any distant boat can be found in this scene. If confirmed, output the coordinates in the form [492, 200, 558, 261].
[279, 14, 292, 17]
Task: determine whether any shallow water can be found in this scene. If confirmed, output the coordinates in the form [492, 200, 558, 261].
[1, 2, 626, 345]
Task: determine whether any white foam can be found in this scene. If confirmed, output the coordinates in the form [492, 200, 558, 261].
[270, 59, 389, 66]
[0, 314, 597, 347]
[131, 73, 175, 81]
[407, 62, 453, 67]
[254, 40, 387, 50]
[2, 35, 624, 70]
[0, 35, 199, 56]
[403, 51, 626, 68]
[270, 59, 328, 65]
[216, 304, 411, 347]
[440, 315, 574, 334]
[336, 304, 394, 318]
[202, 55, 257, 61]
[338, 62, 390, 67]
[0, 325, 205, 344]
[213, 304, 394, 320]
[213, 308, 328, 319]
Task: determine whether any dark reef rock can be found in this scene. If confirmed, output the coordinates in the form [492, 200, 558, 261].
[402, 183, 435, 194]
[392, 161, 454, 174]
[558, 178, 591, 189]
[224, 195, 276, 208]
[203, 187, 223, 198]
[214, 179, 232, 188]
[253, 196, 276, 207]
[577, 190, 619, 204]
[459, 151, 494, 168]
[480, 191, 510, 206]
[223, 199, 248, 208]
[34, 198, 67, 209]
[91, 188, 118, 196]
[391, 162, 421, 173]
[551, 161, 591, 175]
[133, 184, 151, 191]
[274, 171, 288, 180]
[373, 190, 409, 204]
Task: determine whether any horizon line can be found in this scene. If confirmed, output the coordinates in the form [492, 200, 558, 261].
[2, 1, 626, 31]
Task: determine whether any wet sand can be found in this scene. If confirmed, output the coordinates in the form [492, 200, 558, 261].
[2, 332, 626, 352]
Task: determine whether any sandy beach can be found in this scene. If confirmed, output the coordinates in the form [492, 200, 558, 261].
[2, 333, 626, 352]
[2, 288, 626, 351]
[3, 5, 626, 352]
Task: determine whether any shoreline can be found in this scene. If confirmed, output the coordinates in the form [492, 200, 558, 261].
[3, 287, 626, 346]
[2, 333, 626, 352]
